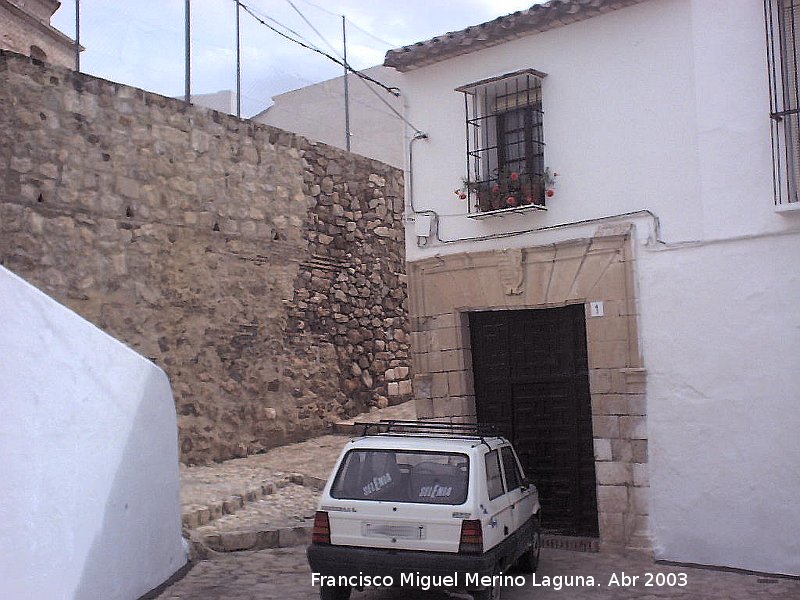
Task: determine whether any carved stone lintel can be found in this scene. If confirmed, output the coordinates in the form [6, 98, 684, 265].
[499, 248, 525, 295]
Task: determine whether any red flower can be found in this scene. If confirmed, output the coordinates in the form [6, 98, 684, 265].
[507, 196, 517, 206]
[546, 189, 555, 198]
[459, 193, 467, 200]
[491, 185, 500, 194]
[510, 172, 520, 182]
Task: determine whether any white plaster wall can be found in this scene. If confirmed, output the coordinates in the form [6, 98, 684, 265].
[637, 233, 800, 575]
[256, 65, 404, 169]
[394, 0, 800, 575]
[0, 267, 187, 599]
[689, 0, 779, 240]
[399, 0, 795, 262]
[189, 89, 236, 115]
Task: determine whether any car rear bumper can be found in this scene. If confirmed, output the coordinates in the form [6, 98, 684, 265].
[307, 544, 496, 588]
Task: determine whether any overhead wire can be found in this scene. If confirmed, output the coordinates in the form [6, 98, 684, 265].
[293, 0, 397, 47]
[284, 0, 341, 57]
[341, 18, 396, 48]
[236, 3, 398, 120]
[274, 0, 425, 136]
[239, 0, 321, 52]
[288, 0, 396, 49]
[292, 0, 340, 18]
[237, 1, 400, 97]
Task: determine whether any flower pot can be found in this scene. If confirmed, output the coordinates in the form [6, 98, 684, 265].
[522, 181, 544, 205]
[477, 190, 493, 213]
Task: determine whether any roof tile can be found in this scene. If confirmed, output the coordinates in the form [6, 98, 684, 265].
[384, 0, 649, 71]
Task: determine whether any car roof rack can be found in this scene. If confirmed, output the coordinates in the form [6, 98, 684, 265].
[353, 419, 504, 445]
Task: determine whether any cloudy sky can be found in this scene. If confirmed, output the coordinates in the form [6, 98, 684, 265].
[51, 0, 536, 117]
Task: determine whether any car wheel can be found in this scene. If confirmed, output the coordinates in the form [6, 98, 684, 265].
[515, 514, 541, 573]
[320, 586, 352, 600]
[472, 567, 502, 600]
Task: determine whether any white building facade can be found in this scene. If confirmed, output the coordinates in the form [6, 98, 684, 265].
[255, 65, 405, 169]
[386, 0, 800, 575]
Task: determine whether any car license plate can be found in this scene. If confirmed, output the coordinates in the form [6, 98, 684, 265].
[361, 522, 426, 539]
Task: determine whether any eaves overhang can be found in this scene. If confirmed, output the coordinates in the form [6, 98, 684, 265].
[384, 0, 650, 72]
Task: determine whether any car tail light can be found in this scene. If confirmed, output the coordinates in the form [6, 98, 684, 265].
[312, 511, 331, 545]
[458, 519, 483, 554]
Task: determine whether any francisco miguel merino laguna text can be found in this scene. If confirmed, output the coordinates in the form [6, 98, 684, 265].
[311, 572, 596, 591]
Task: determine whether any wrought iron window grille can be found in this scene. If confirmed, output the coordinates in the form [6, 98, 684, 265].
[457, 69, 548, 215]
[765, 0, 800, 206]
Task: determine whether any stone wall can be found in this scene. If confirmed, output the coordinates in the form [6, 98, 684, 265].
[0, 50, 412, 464]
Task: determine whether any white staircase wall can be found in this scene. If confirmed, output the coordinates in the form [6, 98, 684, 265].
[0, 266, 186, 600]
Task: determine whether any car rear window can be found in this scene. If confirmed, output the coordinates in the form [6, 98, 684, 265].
[330, 449, 469, 505]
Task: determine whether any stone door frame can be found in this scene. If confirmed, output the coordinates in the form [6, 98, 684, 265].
[406, 228, 651, 551]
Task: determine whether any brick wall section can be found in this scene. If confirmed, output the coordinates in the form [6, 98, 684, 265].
[0, 51, 412, 464]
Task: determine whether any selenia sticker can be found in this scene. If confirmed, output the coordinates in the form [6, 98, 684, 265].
[418, 484, 453, 498]
[362, 473, 392, 496]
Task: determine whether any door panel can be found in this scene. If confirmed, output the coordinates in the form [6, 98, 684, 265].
[470, 305, 599, 537]
[482, 448, 512, 551]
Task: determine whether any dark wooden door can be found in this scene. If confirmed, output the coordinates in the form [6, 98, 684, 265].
[470, 305, 598, 537]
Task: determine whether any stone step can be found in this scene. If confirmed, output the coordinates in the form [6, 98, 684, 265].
[189, 524, 312, 556]
[181, 472, 326, 530]
[188, 482, 319, 555]
[331, 398, 417, 435]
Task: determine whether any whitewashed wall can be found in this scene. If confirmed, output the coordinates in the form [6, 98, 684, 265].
[256, 65, 404, 169]
[396, 0, 800, 575]
[638, 235, 800, 576]
[0, 267, 187, 599]
[400, 0, 795, 260]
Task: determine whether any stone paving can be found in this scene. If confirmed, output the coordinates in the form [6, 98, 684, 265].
[155, 545, 800, 600]
[180, 401, 417, 553]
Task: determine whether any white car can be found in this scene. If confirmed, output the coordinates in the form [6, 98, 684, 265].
[307, 420, 541, 600]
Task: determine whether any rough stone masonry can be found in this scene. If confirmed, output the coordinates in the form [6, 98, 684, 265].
[0, 50, 412, 463]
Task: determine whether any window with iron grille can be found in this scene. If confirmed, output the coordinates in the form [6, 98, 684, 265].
[457, 69, 547, 214]
[765, 0, 800, 205]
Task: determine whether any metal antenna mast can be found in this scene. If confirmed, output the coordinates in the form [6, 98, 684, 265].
[236, 0, 242, 117]
[185, 0, 191, 104]
[74, 0, 80, 71]
[342, 15, 351, 151]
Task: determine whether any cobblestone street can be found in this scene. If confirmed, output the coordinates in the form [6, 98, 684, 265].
[156, 546, 800, 600]
[161, 400, 800, 600]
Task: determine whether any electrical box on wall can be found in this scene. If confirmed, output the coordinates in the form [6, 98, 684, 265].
[414, 214, 434, 238]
